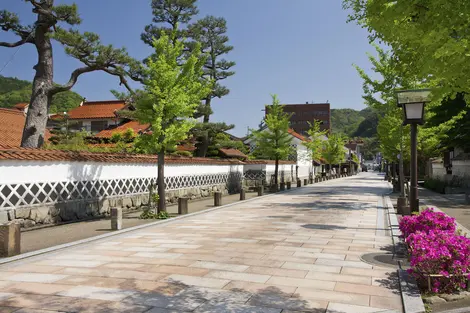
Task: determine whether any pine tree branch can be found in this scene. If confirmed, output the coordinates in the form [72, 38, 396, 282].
[49, 66, 98, 95]
[0, 38, 29, 47]
[0, 10, 35, 46]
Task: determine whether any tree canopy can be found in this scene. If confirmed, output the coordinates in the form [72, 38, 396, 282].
[343, 0, 470, 99]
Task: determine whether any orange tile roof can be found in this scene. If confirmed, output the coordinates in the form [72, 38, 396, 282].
[288, 128, 307, 141]
[244, 160, 296, 165]
[95, 121, 150, 138]
[0, 108, 26, 146]
[66, 100, 126, 120]
[219, 148, 248, 160]
[0, 145, 243, 165]
[13, 103, 28, 110]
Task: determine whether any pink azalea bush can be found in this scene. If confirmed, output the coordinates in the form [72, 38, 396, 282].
[399, 208, 470, 293]
[399, 208, 456, 239]
[405, 230, 470, 293]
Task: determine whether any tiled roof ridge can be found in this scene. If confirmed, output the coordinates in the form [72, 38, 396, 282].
[0, 107, 25, 115]
[83, 100, 126, 105]
[0, 145, 244, 165]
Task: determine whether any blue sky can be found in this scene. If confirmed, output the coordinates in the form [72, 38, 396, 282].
[0, 0, 377, 136]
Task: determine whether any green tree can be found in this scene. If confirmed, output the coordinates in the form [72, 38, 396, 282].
[207, 132, 248, 157]
[141, 0, 198, 46]
[191, 122, 234, 157]
[305, 120, 327, 162]
[251, 95, 293, 188]
[343, 0, 470, 98]
[322, 134, 346, 178]
[0, 2, 139, 148]
[135, 32, 210, 213]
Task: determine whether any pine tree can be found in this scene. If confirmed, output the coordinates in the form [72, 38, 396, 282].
[141, 0, 198, 46]
[134, 31, 210, 213]
[187, 16, 236, 157]
[252, 95, 293, 188]
[0, 1, 140, 148]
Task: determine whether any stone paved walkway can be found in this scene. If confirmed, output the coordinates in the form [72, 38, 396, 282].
[0, 173, 402, 313]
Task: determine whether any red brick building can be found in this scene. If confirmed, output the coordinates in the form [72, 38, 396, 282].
[266, 102, 331, 135]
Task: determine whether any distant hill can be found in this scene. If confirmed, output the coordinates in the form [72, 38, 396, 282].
[0, 75, 83, 113]
[331, 107, 379, 138]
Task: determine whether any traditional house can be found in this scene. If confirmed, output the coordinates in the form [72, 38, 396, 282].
[244, 128, 316, 181]
[50, 100, 129, 134]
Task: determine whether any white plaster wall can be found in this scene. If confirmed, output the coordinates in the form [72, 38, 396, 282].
[0, 160, 243, 185]
[452, 160, 470, 179]
[431, 163, 446, 179]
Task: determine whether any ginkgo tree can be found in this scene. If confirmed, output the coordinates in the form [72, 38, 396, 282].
[251, 95, 293, 189]
[343, 0, 470, 99]
[305, 120, 328, 163]
[135, 31, 211, 213]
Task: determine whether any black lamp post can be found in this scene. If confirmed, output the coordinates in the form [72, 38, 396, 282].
[396, 89, 431, 213]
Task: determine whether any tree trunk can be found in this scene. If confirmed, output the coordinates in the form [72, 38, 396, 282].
[203, 98, 211, 123]
[157, 151, 166, 213]
[21, 14, 54, 148]
[274, 157, 279, 189]
[399, 126, 405, 197]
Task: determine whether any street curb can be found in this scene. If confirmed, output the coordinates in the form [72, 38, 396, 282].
[384, 195, 425, 313]
[0, 176, 352, 266]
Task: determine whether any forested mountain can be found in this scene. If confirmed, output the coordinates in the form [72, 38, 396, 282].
[0, 76, 83, 113]
[331, 107, 379, 138]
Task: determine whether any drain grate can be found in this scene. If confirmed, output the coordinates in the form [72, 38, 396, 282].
[361, 253, 409, 269]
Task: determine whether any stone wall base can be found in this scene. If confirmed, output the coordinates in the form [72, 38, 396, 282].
[1, 184, 229, 228]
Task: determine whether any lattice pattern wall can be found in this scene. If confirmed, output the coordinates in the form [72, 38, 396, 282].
[0, 172, 242, 209]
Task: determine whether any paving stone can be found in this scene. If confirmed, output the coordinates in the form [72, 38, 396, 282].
[2, 282, 73, 295]
[5, 273, 68, 283]
[205, 271, 271, 284]
[190, 261, 249, 272]
[282, 262, 341, 273]
[194, 302, 281, 313]
[0, 294, 14, 302]
[315, 258, 373, 269]
[305, 271, 371, 285]
[294, 288, 370, 306]
[7, 265, 64, 274]
[326, 302, 390, 313]
[175, 286, 252, 304]
[335, 282, 398, 298]
[370, 295, 403, 310]
[223, 281, 297, 295]
[165, 274, 230, 289]
[248, 293, 328, 311]
[57, 285, 136, 301]
[37, 259, 105, 268]
[267, 276, 335, 290]
[245, 266, 307, 278]
[293, 252, 346, 260]
[131, 252, 183, 259]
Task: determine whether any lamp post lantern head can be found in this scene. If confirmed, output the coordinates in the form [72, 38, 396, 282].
[396, 89, 431, 125]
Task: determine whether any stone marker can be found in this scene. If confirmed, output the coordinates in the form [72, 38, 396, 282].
[110, 208, 122, 230]
[286, 181, 291, 190]
[239, 189, 246, 201]
[304, 179, 308, 186]
[297, 179, 301, 188]
[0, 222, 20, 257]
[214, 192, 222, 207]
[309, 178, 313, 184]
[178, 197, 189, 215]
[280, 182, 286, 191]
[465, 190, 470, 205]
[257, 185, 264, 196]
